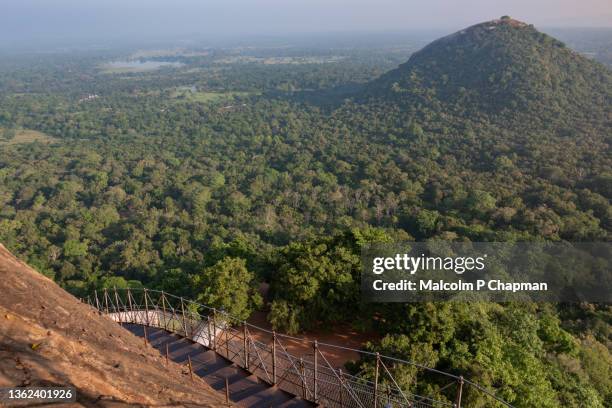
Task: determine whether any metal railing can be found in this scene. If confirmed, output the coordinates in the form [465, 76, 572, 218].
[87, 287, 514, 408]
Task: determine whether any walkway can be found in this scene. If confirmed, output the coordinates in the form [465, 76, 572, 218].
[92, 287, 515, 408]
[124, 324, 313, 408]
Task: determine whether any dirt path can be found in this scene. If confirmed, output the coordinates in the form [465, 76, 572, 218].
[246, 311, 378, 368]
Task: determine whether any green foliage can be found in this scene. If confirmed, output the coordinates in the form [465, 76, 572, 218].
[366, 18, 612, 125]
[268, 230, 388, 333]
[414, 209, 441, 237]
[193, 256, 262, 321]
[0, 22, 609, 405]
[268, 299, 301, 335]
[353, 303, 606, 407]
[98, 276, 143, 290]
[62, 239, 88, 258]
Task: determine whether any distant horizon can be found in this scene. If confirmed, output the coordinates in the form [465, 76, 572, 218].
[1, 0, 610, 51]
[2, 24, 612, 55]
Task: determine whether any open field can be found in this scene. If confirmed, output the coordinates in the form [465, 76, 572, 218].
[214, 55, 346, 65]
[100, 60, 185, 74]
[130, 48, 211, 59]
[170, 87, 255, 103]
[0, 128, 58, 145]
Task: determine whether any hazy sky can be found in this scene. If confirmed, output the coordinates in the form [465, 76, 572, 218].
[1, 0, 611, 48]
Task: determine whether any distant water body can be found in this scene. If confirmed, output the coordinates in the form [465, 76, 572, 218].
[105, 60, 184, 71]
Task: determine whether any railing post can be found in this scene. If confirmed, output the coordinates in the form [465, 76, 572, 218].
[455, 376, 464, 408]
[207, 315, 213, 349]
[225, 376, 230, 406]
[144, 288, 150, 326]
[113, 287, 122, 325]
[187, 355, 194, 381]
[212, 308, 217, 351]
[243, 322, 249, 371]
[339, 368, 344, 408]
[272, 331, 277, 385]
[225, 320, 229, 359]
[94, 290, 100, 311]
[161, 291, 168, 330]
[313, 340, 318, 403]
[127, 289, 134, 322]
[103, 288, 110, 315]
[300, 357, 307, 400]
[374, 352, 380, 408]
[180, 297, 188, 338]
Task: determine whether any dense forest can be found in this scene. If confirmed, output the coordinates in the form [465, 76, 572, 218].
[0, 18, 610, 407]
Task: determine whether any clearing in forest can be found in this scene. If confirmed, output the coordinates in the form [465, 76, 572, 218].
[0, 128, 58, 145]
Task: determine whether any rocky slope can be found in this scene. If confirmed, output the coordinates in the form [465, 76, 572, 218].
[0, 243, 228, 407]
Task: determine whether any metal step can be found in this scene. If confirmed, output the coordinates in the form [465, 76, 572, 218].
[121, 324, 314, 407]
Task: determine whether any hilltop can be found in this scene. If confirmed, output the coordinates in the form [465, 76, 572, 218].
[363, 17, 612, 123]
[0, 244, 227, 407]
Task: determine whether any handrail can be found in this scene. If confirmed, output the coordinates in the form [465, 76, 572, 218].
[89, 287, 515, 408]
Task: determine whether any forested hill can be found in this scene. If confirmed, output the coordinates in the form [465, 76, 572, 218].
[363, 17, 612, 124]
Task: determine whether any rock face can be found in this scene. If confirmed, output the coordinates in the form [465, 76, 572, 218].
[0, 243, 228, 407]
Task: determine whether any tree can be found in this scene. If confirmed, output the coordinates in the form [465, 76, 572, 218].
[63, 239, 88, 258]
[98, 276, 143, 290]
[193, 257, 262, 321]
[466, 190, 497, 216]
[413, 209, 440, 238]
[268, 231, 370, 333]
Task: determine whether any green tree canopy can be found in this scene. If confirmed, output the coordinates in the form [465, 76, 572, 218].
[193, 256, 262, 321]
